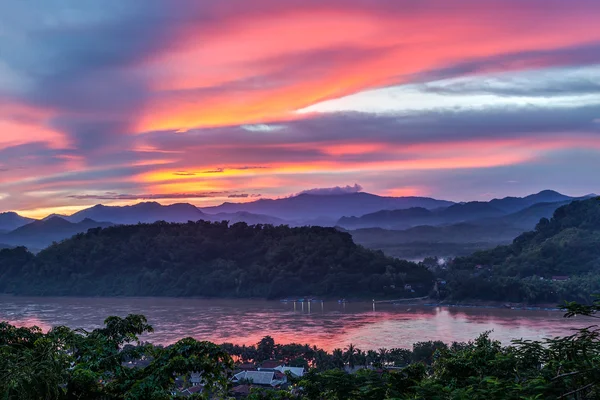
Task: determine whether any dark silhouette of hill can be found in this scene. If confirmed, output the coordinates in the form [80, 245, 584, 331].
[445, 197, 600, 303]
[1, 217, 114, 249]
[0, 212, 35, 231]
[201, 192, 454, 221]
[67, 202, 208, 224]
[0, 221, 433, 298]
[487, 190, 576, 213]
[210, 211, 287, 226]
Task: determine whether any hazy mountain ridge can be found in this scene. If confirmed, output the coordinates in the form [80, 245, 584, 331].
[0, 212, 35, 231]
[337, 191, 594, 230]
[200, 192, 454, 221]
[0, 190, 594, 254]
[0, 217, 114, 249]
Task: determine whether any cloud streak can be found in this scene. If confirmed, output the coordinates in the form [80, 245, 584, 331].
[1, 0, 600, 215]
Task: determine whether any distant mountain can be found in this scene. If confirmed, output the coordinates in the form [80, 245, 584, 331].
[67, 202, 209, 224]
[338, 201, 504, 229]
[42, 213, 69, 221]
[488, 190, 585, 213]
[337, 191, 591, 230]
[487, 200, 573, 230]
[346, 221, 522, 260]
[447, 197, 600, 303]
[0, 212, 35, 231]
[1, 217, 113, 249]
[201, 192, 454, 221]
[441, 202, 505, 220]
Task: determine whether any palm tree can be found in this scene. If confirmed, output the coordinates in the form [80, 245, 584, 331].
[344, 344, 358, 369]
[332, 348, 344, 369]
[378, 348, 389, 366]
[366, 350, 379, 367]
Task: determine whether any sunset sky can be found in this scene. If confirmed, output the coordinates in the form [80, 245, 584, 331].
[1, 0, 600, 218]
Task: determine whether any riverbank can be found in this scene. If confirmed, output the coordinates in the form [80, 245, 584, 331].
[386, 297, 563, 311]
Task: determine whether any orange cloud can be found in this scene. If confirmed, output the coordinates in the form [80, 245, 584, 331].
[0, 103, 68, 149]
[135, 2, 600, 132]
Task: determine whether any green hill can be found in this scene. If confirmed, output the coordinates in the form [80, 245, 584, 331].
[444, 197, 600, 303]
[0, 221, 432, 298]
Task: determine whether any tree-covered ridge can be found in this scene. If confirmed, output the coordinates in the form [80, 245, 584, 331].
[0, 221, 432, 298]
[443, 197, 600, 303]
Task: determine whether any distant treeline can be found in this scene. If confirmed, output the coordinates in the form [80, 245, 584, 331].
[0, 221, 433, 298]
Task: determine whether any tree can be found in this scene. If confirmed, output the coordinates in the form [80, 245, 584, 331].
[257, 336, 276, 362]
[343, 344, 358, 369]
[0, 315, 233, 400]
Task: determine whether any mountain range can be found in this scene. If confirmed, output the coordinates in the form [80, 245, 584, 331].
[200, 192, 453, 221]
[0, 190, 595, 254]
[337, 190, 590, 230]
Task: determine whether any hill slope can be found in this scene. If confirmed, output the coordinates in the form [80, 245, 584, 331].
[338, 201, 505, 229]
[444, 197, 600, 303]
[0, 221, 433, 298]
[1, 217, 113, 249]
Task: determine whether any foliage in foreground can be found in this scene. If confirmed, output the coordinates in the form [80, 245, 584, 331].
[1, 299, 599, 399]
[0, 315, 233, 400]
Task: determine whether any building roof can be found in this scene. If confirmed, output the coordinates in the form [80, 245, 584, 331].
[231, 385, 252, 395]
[233, 371, 276, 386]
[260, 360, 282, 369]
[236, 363, 256, 370]
[180, 386, 203, 396]
[275, 366, 305, 377]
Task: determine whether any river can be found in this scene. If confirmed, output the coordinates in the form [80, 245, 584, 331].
[0, 296, 591, 351]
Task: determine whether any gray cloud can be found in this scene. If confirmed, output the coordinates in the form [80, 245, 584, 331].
[297, 184, 363, 196]
[67, 191, 251, 201]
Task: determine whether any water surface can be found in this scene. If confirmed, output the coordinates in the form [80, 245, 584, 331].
[0, 296, 591, 351]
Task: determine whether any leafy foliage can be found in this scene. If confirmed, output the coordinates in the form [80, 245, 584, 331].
[442, 198, 600, 303]
[0, 314, 233, 400]
[0, 221, 432, 298]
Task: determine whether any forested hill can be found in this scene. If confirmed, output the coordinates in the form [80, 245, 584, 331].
[0, 221, 432, 298]
[445, 197, 600, 302]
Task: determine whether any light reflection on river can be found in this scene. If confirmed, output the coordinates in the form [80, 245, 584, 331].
[0, 296, 592, 351]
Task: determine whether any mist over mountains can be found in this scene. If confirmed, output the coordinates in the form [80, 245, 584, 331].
[0, 190, 595, 255]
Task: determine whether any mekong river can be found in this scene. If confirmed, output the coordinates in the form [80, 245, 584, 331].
[0, 296, 591, 351]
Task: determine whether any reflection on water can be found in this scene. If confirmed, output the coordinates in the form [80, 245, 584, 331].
[0, 296, 591, 351]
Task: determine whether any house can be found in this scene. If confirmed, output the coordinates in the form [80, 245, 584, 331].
[180, 385, 203, 397]
[236, 363, 257, 371]
[552, 276, 569, 281]
[274, 365, 305, 378]
[232, 370, 287, 387]
[190, 372, 203, 386]
[260, 360, 282, 369]
[230, 384, 252, 398]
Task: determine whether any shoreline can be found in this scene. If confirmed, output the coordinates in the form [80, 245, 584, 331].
[0, 293, 565, 312]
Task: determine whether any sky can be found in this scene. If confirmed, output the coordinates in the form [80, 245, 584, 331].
[1, 0, 600, 218]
